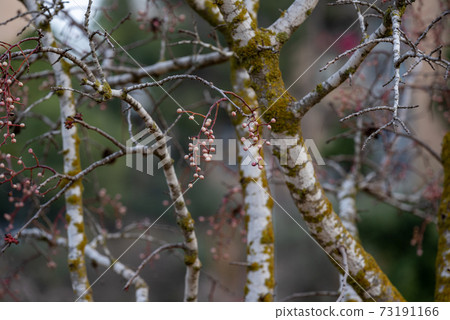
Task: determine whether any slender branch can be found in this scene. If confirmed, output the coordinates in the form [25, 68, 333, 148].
[353, 0, 368, 37]
[321, 38, 393, 71]
[124, 243, 186, 290]
[106, 51, 233, 86]
[108, 87, 201, 301]
[415, 10, 450, 46]
[20, 228, 149, 301]
[340, 105, 418, 122]
[293, 22, 388, 116]
[330, 0, 384, 15]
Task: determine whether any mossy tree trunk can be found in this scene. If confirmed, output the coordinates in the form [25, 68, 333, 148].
[188, 0, 405, 301]
[230, 62, 275, 301]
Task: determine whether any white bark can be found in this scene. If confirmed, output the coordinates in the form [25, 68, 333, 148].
[271, 132, 404, 301]
[107, 51, 233, 86]
[22, 0, 92, 301]
[185, 0, 224, 28]
[232, 66, 274, 301]
[337, 177, 362, 301]
[244, 0, 259, 21]
[218, 0, 256, 47]
[391, 6, 402, 117]
[268, 0, 319, 40]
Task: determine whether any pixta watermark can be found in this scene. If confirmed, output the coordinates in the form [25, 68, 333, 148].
[126, 129, 172, 175]
[126, 129, 325, 175]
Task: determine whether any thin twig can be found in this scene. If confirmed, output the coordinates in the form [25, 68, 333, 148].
[124, 243, 186, 290]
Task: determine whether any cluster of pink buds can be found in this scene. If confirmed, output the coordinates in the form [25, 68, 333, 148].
[233, 112, 276, 170]
[1, 148, 59, 229]
[223, 91, 277, 170]
[0, 60, 26, 147]
[177, 107, 219, 188]
[177, 90, 278, 186]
